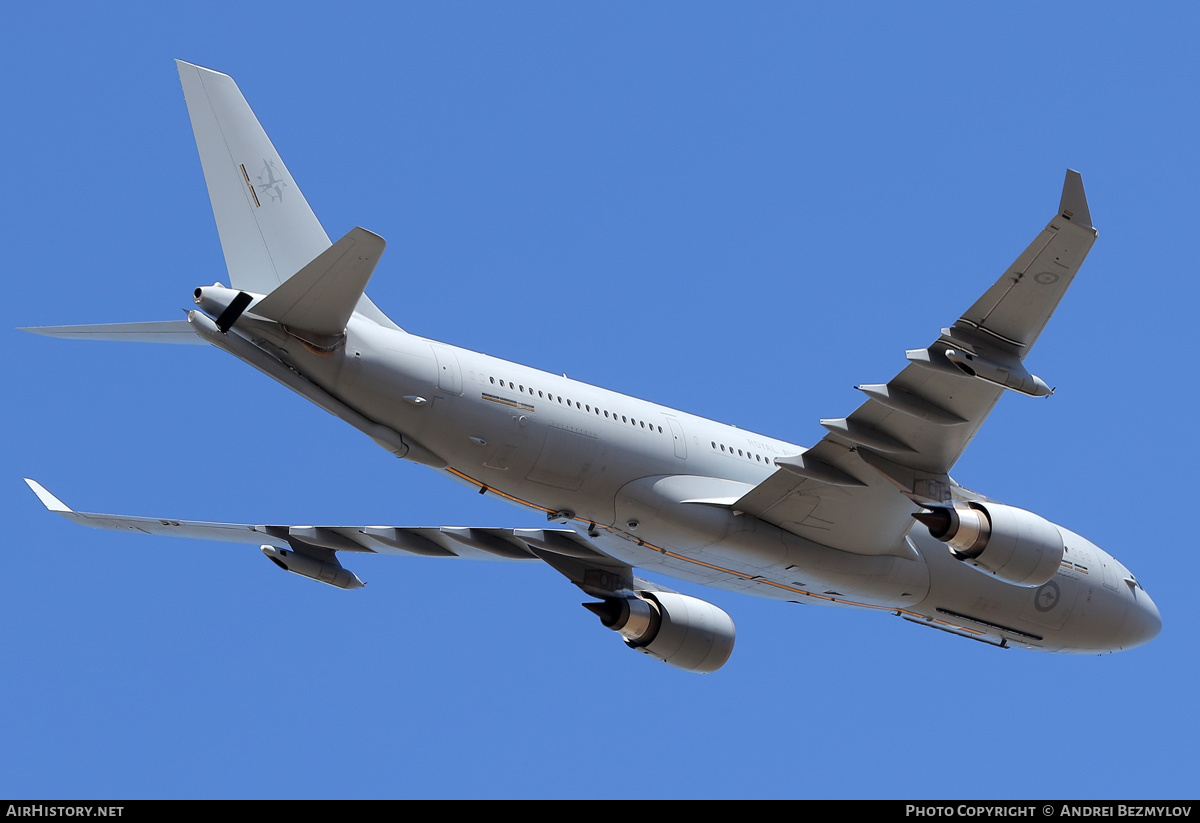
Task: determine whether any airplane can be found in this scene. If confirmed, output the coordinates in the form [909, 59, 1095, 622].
[22, 61, 1162, 673]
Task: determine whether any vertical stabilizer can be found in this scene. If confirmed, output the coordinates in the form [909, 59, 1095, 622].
[176, 60, 398, 329]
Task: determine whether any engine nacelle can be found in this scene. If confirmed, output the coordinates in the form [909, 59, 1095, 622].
[914, 503, 1065, 586]
[584, 591, 735, 673]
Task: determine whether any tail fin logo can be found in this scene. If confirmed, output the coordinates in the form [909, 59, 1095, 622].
[255, 158, 288, 203]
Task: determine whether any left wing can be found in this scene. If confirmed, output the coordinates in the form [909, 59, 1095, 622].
[25, 479, 635, 594]
[735, 171, 1099, 557]
[26, 479, 735, 671]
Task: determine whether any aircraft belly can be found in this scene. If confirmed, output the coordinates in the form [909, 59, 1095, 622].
[912, 530, 1085, 647]
[601, 474, 933, 608]
[587, 525, 930, 608]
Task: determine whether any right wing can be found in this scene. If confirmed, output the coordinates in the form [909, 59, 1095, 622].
[735, 171, 1099, 557]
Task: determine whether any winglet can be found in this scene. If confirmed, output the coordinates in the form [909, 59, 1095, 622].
[1059, 169, 1092, 230]
[24, 479, 72, 513]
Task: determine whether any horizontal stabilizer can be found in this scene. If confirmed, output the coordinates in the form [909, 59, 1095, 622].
[20, 320, 206, 345]
[251, 226, 385, 341]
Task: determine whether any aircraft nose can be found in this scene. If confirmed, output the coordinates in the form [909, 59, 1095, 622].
[1121, 587, 1162, 650]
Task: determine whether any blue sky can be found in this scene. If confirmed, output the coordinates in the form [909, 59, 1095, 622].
[3, 3, 1198, 799]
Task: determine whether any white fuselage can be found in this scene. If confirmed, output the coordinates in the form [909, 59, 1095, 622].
[242, 311, 1161, 654]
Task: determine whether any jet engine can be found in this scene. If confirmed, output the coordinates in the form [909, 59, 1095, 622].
[914, 503, 1064, 586]
[584, 591, 735, 673]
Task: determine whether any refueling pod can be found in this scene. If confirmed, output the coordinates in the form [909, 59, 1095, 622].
[943, 348, 1053, 397]
[260, 545, 365, 590]
[584, 591, 736, 673]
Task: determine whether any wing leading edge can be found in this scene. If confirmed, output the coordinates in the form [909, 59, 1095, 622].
[735, 171, 1099, 557]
